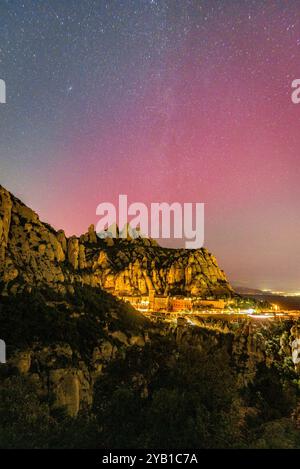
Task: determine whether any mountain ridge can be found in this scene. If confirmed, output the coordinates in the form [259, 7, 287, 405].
[0, 184, 233, 298]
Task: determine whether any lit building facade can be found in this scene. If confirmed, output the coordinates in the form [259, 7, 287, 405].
[119, 290, 227, 313]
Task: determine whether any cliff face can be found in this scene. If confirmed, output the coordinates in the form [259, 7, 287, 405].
[0, 185, 233, 297]
[1, 185, 300, 425]
[0, 285, 151, 417]
[0, 184, 233, 417]
[3, 288, 300, 417]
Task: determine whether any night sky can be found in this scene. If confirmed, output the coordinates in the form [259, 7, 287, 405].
[1, 0, 300, 292]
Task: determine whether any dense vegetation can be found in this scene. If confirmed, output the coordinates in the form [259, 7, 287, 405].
[0, 287, 300, 449]
[0, 285, 148, 358]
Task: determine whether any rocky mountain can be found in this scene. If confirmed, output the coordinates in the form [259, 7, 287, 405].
[0, 184, 232, 298]
[1, 185, 300, 448]
[0, 184, 235, 419]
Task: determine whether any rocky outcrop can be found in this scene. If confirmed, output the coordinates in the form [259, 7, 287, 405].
[0, 187, 13, 267]
[0, 184, 234, 417]
[0, 185, 233, 298]
[7, 331, 148, 416]
[3, 184, 300, 429]
[290, 325, 300, 372]
[67, 237, 79, 270]
[5, 313, 300, 416]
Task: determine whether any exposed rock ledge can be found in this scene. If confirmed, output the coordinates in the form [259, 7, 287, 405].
[0, 184, 233, 298]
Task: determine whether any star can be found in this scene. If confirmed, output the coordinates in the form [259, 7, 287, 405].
[0, 0, 299, 291]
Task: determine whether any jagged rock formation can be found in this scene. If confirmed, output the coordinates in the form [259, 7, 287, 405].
[3, 290, 300, 417]
[0, 185, 233, 298]
[2, 184, 300, 436]
[0, 283, 152, 416]
[0, 184, 234, 416]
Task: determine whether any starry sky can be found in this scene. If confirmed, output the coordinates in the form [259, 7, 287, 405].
[0, 0, 300, 292]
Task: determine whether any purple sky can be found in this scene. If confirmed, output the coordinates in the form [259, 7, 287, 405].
[1, 1, 300, 292]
